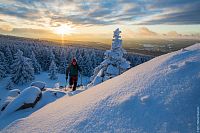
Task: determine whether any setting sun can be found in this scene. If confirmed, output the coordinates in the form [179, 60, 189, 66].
[54, 25, 74, 35]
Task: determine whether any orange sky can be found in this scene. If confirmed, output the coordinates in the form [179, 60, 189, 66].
[0, 0, 200, 42]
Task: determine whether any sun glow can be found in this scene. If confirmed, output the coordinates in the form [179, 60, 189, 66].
[54, 24, 74, 35]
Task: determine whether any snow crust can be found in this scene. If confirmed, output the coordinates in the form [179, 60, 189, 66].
[2, 43, 200, 133]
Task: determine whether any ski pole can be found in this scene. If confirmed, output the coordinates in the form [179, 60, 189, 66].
[80, 73, 83, 88]
[65, 77, 68, 91]
[81, 74, 82, 86]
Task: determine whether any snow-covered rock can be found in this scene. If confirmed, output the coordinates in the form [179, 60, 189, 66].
[0, 96, 15, 112]
[31, 81, 46, 91]
[7, 89, 20, 97]
[2, 44, 200, 133]
[0, 89, 20, 111]
[0, 87, 67, 130]
[1, 86, 41, 116]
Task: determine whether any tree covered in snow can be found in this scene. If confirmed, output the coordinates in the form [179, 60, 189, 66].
[0, 51, 7, 79]
[88, 28, 130, 87]
[4, 46, 13, 73]
[30, 51, 41, 74]
[77, 52, 89, 76]
[10, 50, 35, 84]
[48, 59, 58, 80]
[0, 62, 6, 80]
[39, 47, 55, 71]
[5, 46, 13, 64]
[58, 49, 67, 74]
[0, 35, 152, 77]
[50, 49, 55, 61]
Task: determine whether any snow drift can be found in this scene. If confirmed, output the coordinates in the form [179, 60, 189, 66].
[2, 44, 200, 133]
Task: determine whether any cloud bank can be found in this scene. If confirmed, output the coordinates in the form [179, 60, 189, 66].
[0, 0, 199, 27]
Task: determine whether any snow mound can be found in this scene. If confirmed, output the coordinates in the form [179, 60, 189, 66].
[34, 88, 66, 109]
[31, 81, 46, 91]
[1, 87, 41, 116]
[2, 44, 200, 133]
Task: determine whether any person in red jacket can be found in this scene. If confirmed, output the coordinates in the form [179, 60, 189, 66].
[66, 58, 81, 91]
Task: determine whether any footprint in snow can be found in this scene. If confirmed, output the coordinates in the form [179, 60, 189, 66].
[140, 95, 150, 103]
[169, 64, 178, 70]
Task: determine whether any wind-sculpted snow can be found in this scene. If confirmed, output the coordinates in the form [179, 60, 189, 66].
[2, 44, 200, 133]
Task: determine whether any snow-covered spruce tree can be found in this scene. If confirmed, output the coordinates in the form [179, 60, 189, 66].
[88, 28, 130, 87]
[48, 60, 58, 80]
[59, 48, 67, 74]
[30, 51, 41, 74]
[41, 47, 52, 71]
[0, 61, 6, 80]
[50, 49, 55, 61]
[4, 46, 13, 73]
[10, 50, 35, 85]
[0, 51, 7, 79]
[5, 46, 13, 65]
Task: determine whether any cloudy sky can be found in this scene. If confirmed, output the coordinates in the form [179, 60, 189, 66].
[0, 0, 200, 41]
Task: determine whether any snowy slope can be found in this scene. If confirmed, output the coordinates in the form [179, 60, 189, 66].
[2, 44, 200, 133]
[0, 73, 89, 130]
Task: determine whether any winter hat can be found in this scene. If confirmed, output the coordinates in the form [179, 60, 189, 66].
[72, 58, 77, 63]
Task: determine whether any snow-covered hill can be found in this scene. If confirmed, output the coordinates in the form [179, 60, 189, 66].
[2, 44, 200, 133]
